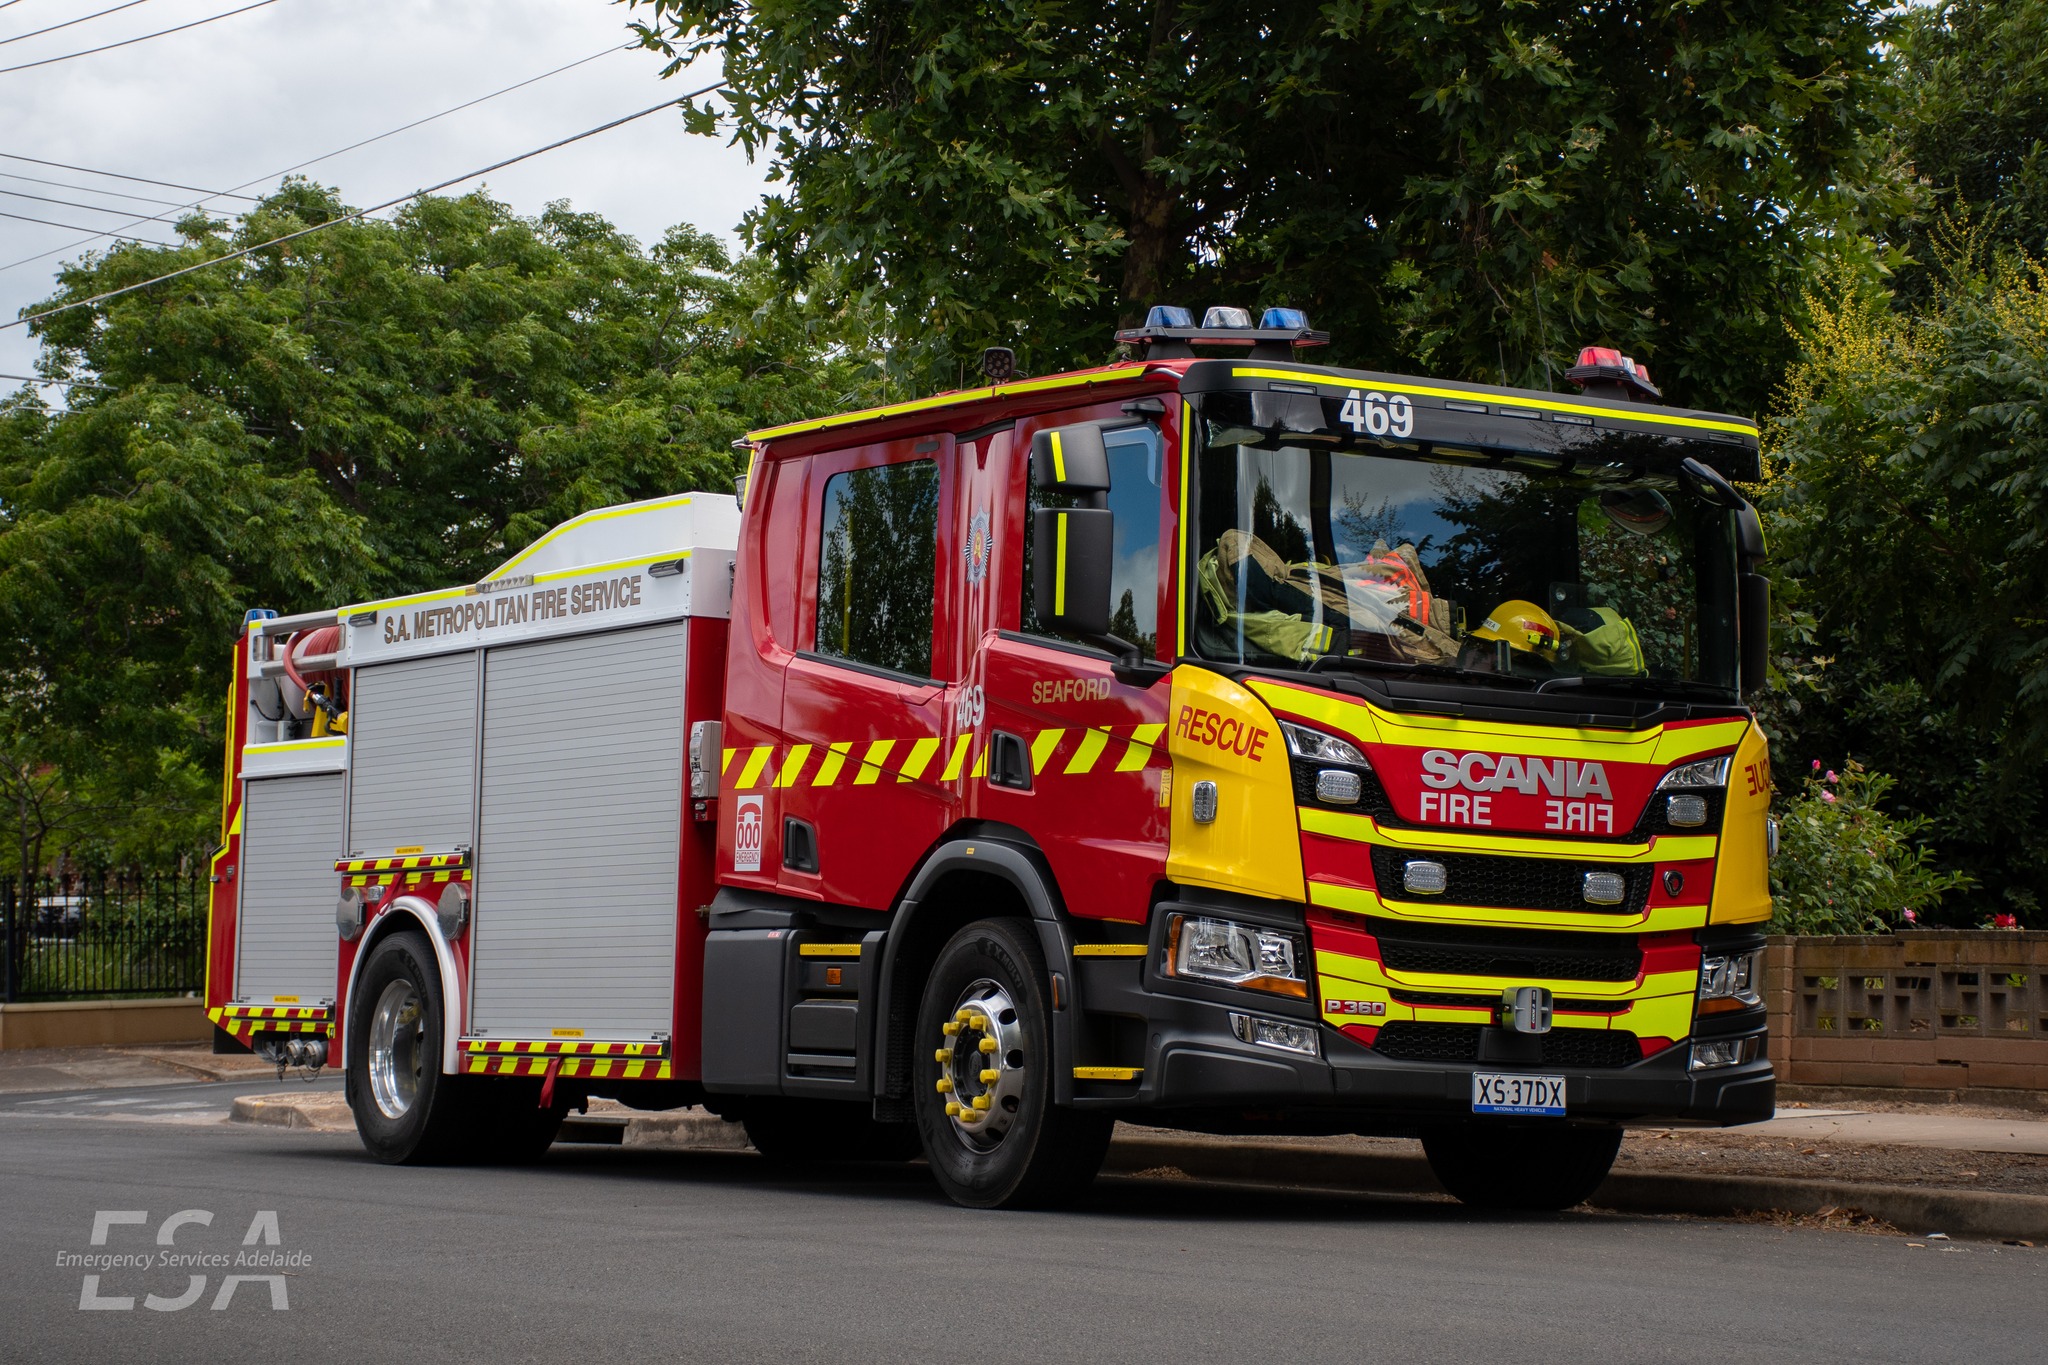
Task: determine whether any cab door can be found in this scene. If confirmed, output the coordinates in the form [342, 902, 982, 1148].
[971, 412, 1174, 924]
[775, 435, 956, 910]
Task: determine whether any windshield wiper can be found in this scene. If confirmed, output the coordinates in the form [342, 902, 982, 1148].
[1304, 655, 1534, 690]
[1536, 675, 1737, 701]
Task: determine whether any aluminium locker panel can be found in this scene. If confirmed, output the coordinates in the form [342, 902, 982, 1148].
[469, 623, 687, 1038]
[237, 773, 345, 1001]
[346, 652, 479, 856]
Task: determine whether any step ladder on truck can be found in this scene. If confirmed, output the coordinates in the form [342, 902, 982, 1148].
[208, 307, 1779, 1208]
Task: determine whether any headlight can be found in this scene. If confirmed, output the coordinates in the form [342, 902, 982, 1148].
[1658, 755, 1731, 789]
[1162, 914, 1308, 998]
[1279, 721, 1369, 769]
[1699, 947, 1763, 1008]
[1689, 1037, 1761, 1071]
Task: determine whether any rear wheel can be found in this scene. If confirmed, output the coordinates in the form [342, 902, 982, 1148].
[346, 932, 471, 1164]
[913, 918, 1111, 1209]
[1421, 1123, 1622, 1211]
[740, 1097, 921, 1163]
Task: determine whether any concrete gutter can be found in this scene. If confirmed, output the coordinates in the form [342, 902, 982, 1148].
[226, 1092, 2047, 1242]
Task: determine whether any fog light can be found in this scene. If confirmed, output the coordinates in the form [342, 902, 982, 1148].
[1666, 794, 1709, 827]
[1162, 914, 1308, 998]
[1229, 1012, 1320, 1057]
[1316, 769, 1363, 804]
[1689, 1036, 1761, 1071]
[1191, 780, 1218, 824]
[1403, 860, 1447, 895]
[1582, 870, 1627, 905]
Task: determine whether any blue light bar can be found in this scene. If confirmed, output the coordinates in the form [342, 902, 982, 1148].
[1261, 307, 1309, 331]
[1144, 304, 1194, 329]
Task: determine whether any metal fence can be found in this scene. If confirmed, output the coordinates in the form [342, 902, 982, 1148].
[0, 870, 207, 1002]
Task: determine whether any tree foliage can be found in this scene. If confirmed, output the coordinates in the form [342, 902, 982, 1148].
[0, 184, 880, 870]
[1762, 236, 2048, 922]
[1767, 760, 1971, 934]
[631, 0, 1898, 412]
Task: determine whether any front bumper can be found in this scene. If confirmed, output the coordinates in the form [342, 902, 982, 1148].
[1071, 952, 1773, 1130]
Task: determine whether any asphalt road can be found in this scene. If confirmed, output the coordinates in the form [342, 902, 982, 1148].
[0, 1095, 2041, 1365]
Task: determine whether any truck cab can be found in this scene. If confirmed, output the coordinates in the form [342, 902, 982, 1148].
[705, 310, 1775, 1208]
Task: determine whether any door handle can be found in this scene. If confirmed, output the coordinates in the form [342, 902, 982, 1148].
[987, 730, 1032, 791]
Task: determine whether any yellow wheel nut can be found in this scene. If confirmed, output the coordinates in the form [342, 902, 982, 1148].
[972, 1094, 992, 1111]
[935, 1048, 953, 1063]
[979, 1069, 1000, 1085]
[942, 1022, 960, 1036]
[956, 1008, 974, 1022]
[936, 1078, 953, 1094]
[979, 1037, 998, 1054]
[945, 1101, 962, 1117]
[968, 1015, 988, 1030]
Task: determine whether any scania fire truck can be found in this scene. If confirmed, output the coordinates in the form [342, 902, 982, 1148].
[207, 307, 1777, 1209]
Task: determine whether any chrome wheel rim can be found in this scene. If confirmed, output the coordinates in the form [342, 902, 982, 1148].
[367, 977, 426, 1120]
[934, 978, 1026, 1150]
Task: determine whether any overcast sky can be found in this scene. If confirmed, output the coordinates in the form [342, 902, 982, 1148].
[0, 0, 767, 384]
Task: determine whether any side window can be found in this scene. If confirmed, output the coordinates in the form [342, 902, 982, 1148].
[815, 459, 940, 677]
[1021, 424, 1163, 654]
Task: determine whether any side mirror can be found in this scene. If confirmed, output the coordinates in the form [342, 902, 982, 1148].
[1030, 506, 1113, 636]
[1739, 571, 1770, 696]
[1680, 456, 1748, 511]
[1734, 504, 1768, 566]
[1030, 424, 1111, 493]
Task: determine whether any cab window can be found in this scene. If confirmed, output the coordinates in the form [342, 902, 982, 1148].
[1021, 424, 1164, 654]
[816, 459, 939, 677]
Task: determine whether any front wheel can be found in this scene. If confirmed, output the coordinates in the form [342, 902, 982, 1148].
[913, 918, 1111, 1209]
[345, 932, 471, 1164]
[1421, 1123, 1622, 1211]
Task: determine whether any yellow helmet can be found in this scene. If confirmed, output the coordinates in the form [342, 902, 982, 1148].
[1470, 600, 1561, 660]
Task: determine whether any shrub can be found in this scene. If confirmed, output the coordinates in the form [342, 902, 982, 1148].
[1769, 760, 1972, 934]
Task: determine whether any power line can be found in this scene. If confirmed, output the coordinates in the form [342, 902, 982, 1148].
[0, 152, 259, 201]
[0, 184, 201, 225]
[1, 371, 107, 387]
[0, 167, 202, 208]
[1, 0, 158, 48]
[0, 0, 279, 76]
[2, 80, 726, 332]
[0, 206, 170, 242]
[0, 42, 624, 275]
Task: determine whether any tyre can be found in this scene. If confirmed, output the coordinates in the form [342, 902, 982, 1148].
[1421, 1123, 1622, 1211]
[912, 918, 1112, 1209]
[345, 931, 472, 1164]
[740, 1097, 922, 1164]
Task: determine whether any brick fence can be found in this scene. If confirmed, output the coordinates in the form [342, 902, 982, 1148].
[1767, 931, 2048, 1095]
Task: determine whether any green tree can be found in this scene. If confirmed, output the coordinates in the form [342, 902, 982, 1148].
[1761, 240, 2048, 923]
[1768, 761, 1971, 934]
[1, 183, 881, 869]
[631, 0, 1899, 412]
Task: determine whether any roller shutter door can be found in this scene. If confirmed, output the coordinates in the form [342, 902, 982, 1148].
[347, 652, 479, 857]
[469, 623, 686, 1038]
[237, 774, 344, 1001]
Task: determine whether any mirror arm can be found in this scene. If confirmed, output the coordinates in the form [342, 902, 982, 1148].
[1085, 632, 1172, 688]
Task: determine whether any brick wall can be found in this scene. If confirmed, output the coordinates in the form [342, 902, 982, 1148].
[1766, 932, 2048, 1094]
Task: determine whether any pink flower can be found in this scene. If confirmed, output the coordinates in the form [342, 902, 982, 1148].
[1903, 908, 1917, 924]
[1826, 770, 1839, 784]
[1821, 790, 1836, 803]
[1812, 759, 1821, 771]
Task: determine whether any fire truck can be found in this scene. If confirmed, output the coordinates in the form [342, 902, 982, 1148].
[207, 306, 1777, 1210]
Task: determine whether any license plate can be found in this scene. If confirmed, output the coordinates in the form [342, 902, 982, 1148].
[1471, 1072, 1567, 1117]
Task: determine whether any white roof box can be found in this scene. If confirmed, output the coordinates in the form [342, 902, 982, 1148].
[485, 492, 740, 583]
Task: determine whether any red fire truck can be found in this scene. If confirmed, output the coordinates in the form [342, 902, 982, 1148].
[207, 308, 1777, 1209]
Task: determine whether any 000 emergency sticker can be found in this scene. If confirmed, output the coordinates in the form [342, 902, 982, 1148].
[733, 795, 764, 873]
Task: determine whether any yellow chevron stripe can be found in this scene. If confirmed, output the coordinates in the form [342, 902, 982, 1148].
[773, 744, 812, 788]
[1031, 728, 1065, 774]
[855, 739, 894, 785]
[898, 736, 940, 782]
[940, 733, 974, 781]
[1116, 723, 1164, 772]
[721, 746, 735, 774]
[1064, 727, 1109, 775]
[736, 745, 774, 789]
[814, 741, 852, 786]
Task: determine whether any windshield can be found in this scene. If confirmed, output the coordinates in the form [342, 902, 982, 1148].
[1191, 426, 1741, 695]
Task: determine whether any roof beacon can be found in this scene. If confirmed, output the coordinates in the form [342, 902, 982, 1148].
[1117, 301, 1330, 362]
[1566, 345, 1663, 403]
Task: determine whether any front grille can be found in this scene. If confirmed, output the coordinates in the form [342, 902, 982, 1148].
[1387, 988, 1629, 1015]
[1368, 845, 1652, 914]
[1369, 919, 1642, 982]
[1291, 759, 1394, 817]
[1372, 1021, 1641, 1068]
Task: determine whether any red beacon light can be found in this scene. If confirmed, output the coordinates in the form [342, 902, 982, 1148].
[1566, 345, 1662, 403]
